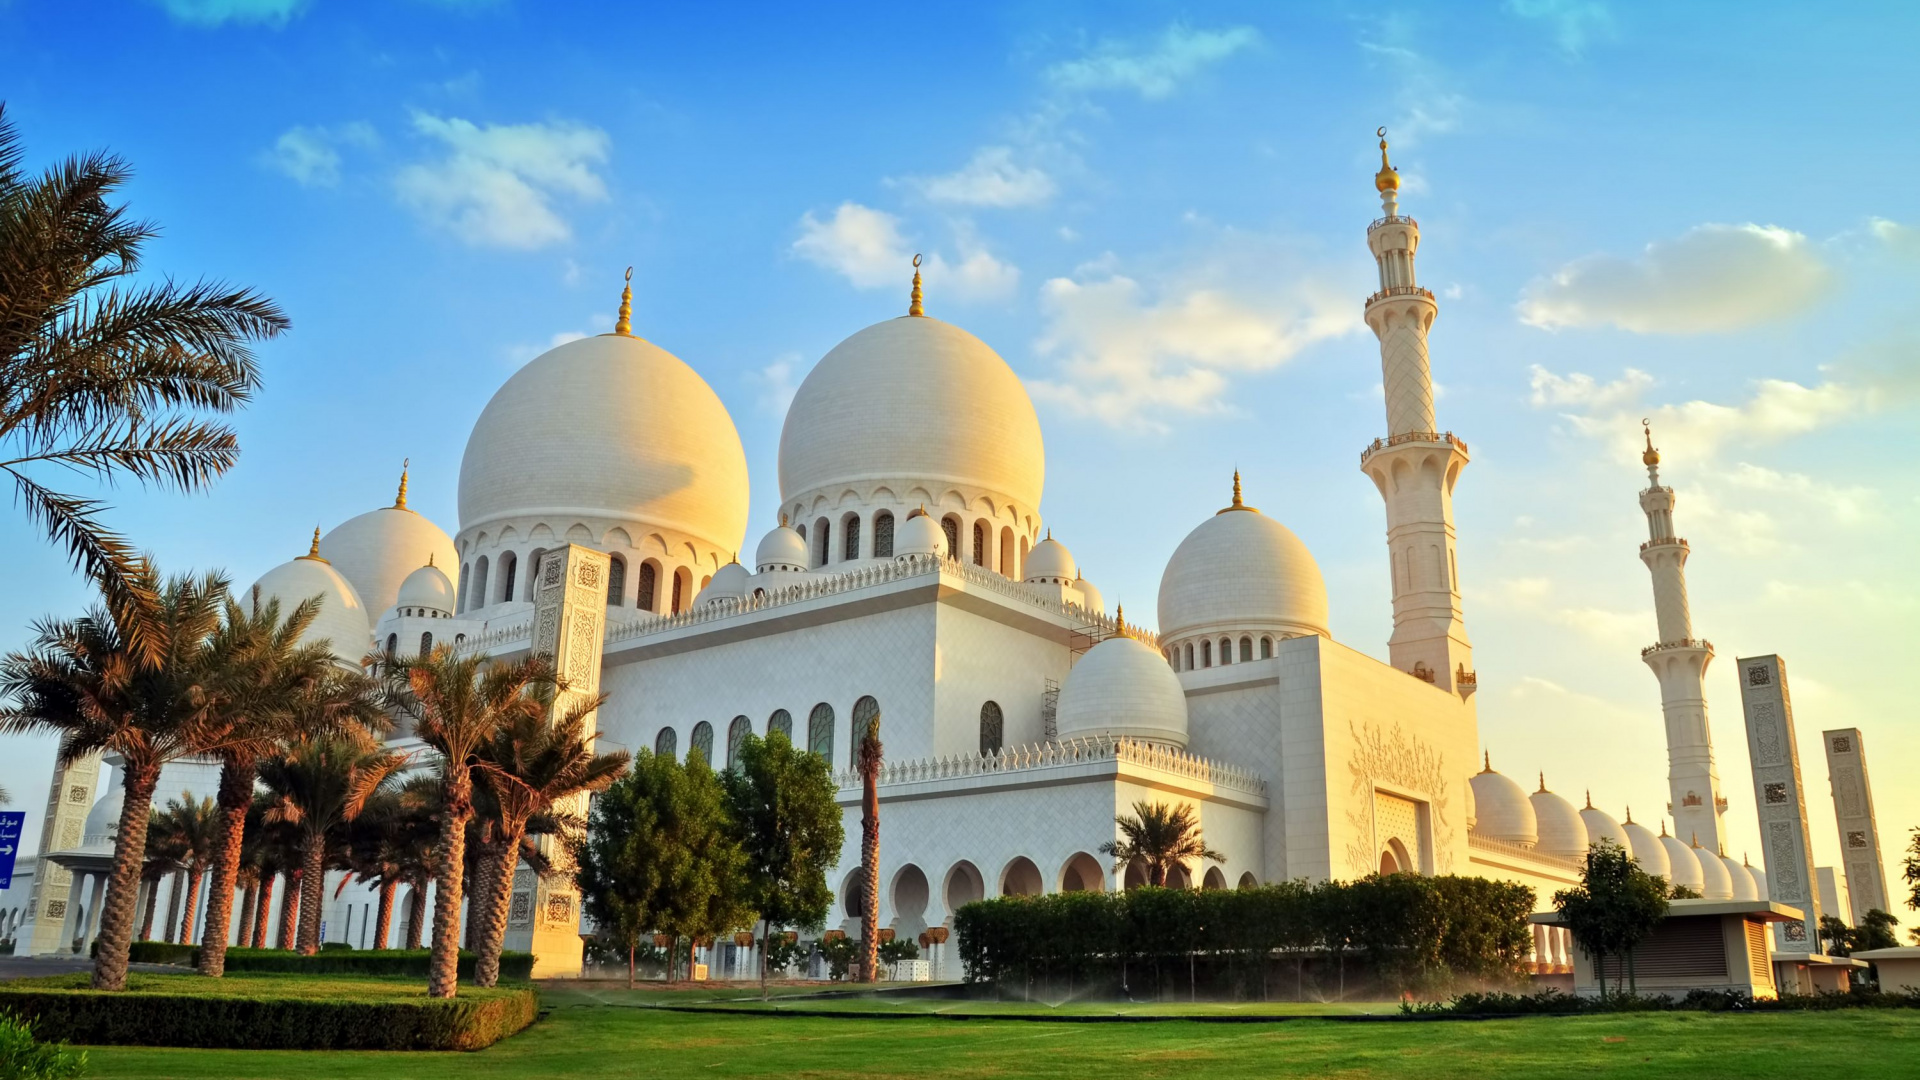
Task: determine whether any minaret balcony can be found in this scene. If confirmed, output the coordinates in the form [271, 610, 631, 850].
[1364, 284, 1435, 310]
[1639, 537, 1689, 552]
[1641, 638, 1713, 658]
[1360, 430, 1469, 467]
[1368, 214, 1420, 230]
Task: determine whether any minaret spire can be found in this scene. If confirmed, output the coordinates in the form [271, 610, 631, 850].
[908, 254, 925, 317]
[614, 267, 633, 336]
[1638, 421, 1727, 850]
[394, 458, 410, 511]
[1358, 127, 1473, 694]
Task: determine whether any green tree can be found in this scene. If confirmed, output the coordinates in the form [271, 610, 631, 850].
[1855, 908, 1900, 952]
[1904, 826, 1919, 914]
[723, 728, 843, 997]
[654, 753, 750, 980]
[152, 792, 219, 944]
[339, 775, 439, 951]
[1554, 839, 1670, 997]
[257, 731, 406, 955]
[0, 566, 226, 990]
[1819, 914, 1856, 957]
[574, 757, 668, 989]
[0, 104, 285, 663]
[1099, 800, 1224, 888]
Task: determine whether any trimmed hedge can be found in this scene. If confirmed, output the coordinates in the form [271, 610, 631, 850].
[0, 974, 538, 1051]
[1407, 987, 1920, 1015]
[121, 945, 536, 980]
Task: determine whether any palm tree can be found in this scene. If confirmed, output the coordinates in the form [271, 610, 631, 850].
[153, 792, 219, 944]
[196, 591, 347, 976]
[381, 647, 558, 998]
[339, 776, 440, 951]
[257, 732, 406, 955]
[0, 565, 226, 990]
[855, 713, 882, 983]
[138, 805, 184, 941]
[0, 104, 286, 665]
[468, 704, 626, 986]
[1100, 800, 1225, 888]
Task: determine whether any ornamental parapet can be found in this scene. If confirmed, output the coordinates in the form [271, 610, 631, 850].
[835, 735, 1267, 799]
[1368, 214, 1420, 230]
[1359, 429, 1469, 466]
[1364, 284, 1435, 309]
[1639, 537, 1689, 552]
[1641, 638, 1714, 658]
[1467, 832, 1583, 872]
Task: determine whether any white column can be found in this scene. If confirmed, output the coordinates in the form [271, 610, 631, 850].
[56, 872, 85, 954]
[83, 873, 107, 952]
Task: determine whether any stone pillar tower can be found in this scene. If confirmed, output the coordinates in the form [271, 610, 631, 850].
[1637, 426, 1726, 851]
[1359, 129, 1474, 695]
[1822, 727, 1890, 923]
[15, 753, 102, 956]
[503, 542, 611, 978]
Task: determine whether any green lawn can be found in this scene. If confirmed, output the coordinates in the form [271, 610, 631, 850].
[75, 983, 1920, 1079]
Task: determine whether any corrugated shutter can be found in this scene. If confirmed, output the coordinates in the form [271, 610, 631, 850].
[1745, 919, 1772, 983]
[1597, 916, 1728, 981]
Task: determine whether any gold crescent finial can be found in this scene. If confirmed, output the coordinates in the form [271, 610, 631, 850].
[615, 266, 634, 336]
[1482, 750, 1492, 773]
[908, 254, 925, 317]
[1641, 418, 1661, 467]
[394, 458, 410, 510]
[298, 525, 329, 562]
[1375, 126, 1399, 193]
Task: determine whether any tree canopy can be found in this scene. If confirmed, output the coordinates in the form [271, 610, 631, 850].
[1553, 839, 1670, 997]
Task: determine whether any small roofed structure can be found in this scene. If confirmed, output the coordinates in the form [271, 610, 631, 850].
[1851, 947, 1920, 994]
[1531, 899, 1807, 1000]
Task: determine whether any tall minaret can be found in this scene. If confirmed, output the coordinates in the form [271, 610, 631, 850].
[1637, 423, 1726, 850]
[1359, 128, 1474, 695]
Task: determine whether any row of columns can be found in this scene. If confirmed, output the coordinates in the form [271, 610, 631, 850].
[1531, 923, 1574, 973]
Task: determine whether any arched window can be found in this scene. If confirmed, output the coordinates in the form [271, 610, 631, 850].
[499, 552, 518, 604]
[1450, 548, 1459, 594]
[851, 696, 881, 757]
[726, 715, 751, 770]
[842, 514, 861, 561]
[655, 727, 678, 760]
[978, 701, 1004, 756]
[1239, 636, 1252, 662]
[814, 518, 831, 567]
[1260, 636, 1273, 659]
[670, 568, 686, 614]
[526, 549, 547, 601]
[1018, 534, 1029, 579]
[768, 709, 793, 742]
[454, 633, 466, 647]
[638, 561, 658, 612]
[1433, 544, 1447, 590]
[419, 632, 433, 655]
[999, 527, 1014, 576]
[1184, 643, 1194, 669]
[689, 720, 714, 764]
[1220, 637, 1233, 665]
[1201, 640, 1212, 667]
[458, 563, 471, 613]
[971, 522, 986, 566]
[607, 555, 626, 607]
[807, 703, 835, 764]
[941, 516, 960, 560]
[471, 556, 489, 610]
[873, 511, 894, 558]
[385, 633, 398, 656]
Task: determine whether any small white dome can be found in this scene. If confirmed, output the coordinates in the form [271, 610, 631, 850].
[1055, 634, 1189, 748]
[1024, 536, 1077, 583]
[895, 511, 945, 558]
[1747, 861, 1770, 901]
[396, 561, 455, 616]
[778, 315, 1044, 512]
[697, 560, 751, 605]
[1694, 842, 1733, 899]
[1579, 800, 1630, 853]
[250, 538, 372, 663]
[1073, 577, 1104, 616]
[1469, 761, 1537, 847]
[754, 522, 809, 573]
[319, 479, 457, 628]
[459, 331, 749, 557]
[80, 783, 124, 851]
[1157, 481, 1329, 643]
[1661, 832, 1704, 893]
[1621, 815, 1671, 879]
[1530, 782, 1589, 859]
[1720, 853, 1758, 901]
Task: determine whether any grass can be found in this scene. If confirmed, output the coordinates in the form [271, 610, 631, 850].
[73, 982, 1920, 1078]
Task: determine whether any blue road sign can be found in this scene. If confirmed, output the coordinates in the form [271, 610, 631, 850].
[0, 812, 24, 890]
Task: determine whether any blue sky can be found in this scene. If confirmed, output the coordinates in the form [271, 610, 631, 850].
[2, 1, 1915, 903]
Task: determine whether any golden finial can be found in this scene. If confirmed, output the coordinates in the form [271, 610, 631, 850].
[1660, 820, 1669, 837]
[394, 458, 410, 511]
[427, 553, 435, 567]
[1113, 602, 1126, 638]
[1585, 789, 1594, 809]
[908, 254, 924, 317]
[298, 526, 328, 563]
[1625, 806, 1634, 824]
[1537, 771, 1548, 793]
[780, 511, 789, 528]
[615, 266, 633, 336]
[1374, 126, 1400, 194]
[1217, 468, 1258, 514]
[1641, 418, 1660, 467]
[1690, 831, 1701, 848]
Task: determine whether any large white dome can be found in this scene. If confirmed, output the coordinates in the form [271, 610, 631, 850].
[1580, 800, 1630, 853]
[1468, 760, 1537, 847]
[1694, 841, 1733, 899]
[1661, 831, 1704, 893]
[1621, 814, 1671, 879]
[319, 475, 457, 628]
[1157, 481, 1329, 643]
[1530, 782, 1589, 859]
[250, 537, 372, 663]
[778, 316, 1044, 511]
[1721, 853, 1758, 902]
[1055, 633, 1189, 748]
[458, 332, 749, 555]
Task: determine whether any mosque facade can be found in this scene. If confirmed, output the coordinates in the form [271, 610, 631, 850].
[0, 139, 1871, 980]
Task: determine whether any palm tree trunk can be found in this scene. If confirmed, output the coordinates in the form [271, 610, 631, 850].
[137, 876, 160, 941]
[278, 869, 300, 950]
[404, 882, 427, 950]
[196, 754, 254, 976]
[860, 768, 880, 983]
[177, 868, 203, 945]
[474, 823, 524, 987]
[163, 870, 184, 942]
[373, 880, 397, 950]
[92, 762, 161, 991]
[235, 880, 257, 950]
[295, 834, 326, 955]
[251, 878, 273, 949]
[428, 769, 472, 998]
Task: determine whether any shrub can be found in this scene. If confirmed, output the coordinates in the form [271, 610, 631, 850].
[175, 947, 534, 980]
[877, 938, 919, 964]
[0, 974, 537, 1051]
[125, 941, 197, 966]
[1403, 987, 1920, 1016]
[0, 1012, 85, 1079]
[319, 941, 354, 952]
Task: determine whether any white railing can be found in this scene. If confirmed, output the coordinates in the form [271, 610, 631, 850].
[1467, 832, 1584, 872]
[459, 617, 533, 653]
[834, 735, 1267, 799]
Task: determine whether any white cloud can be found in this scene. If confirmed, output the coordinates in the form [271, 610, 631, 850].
[504, 326, 601, 366]
[155, 0, 305, 26]
[1527, 364, 1653, 410]
[261, 122, 376, 187]
[1504, 0, 1615, 55]
[1517, 223, 1832, 333]
[1722, 463, 1882, 527]
[394, 112, 610, 250]
[1045, 24, 1260, 100]
[790, 203, 1019, 303]
[753, 352, 807, 418]
[903, 146, 1055, 208]
[1027, 269, 1357, 430]
[1869, 217, 1920, 256]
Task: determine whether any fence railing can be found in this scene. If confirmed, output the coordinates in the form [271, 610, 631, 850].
[834, 734, 1267, 798]
[1466, 832, 1584, 872]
